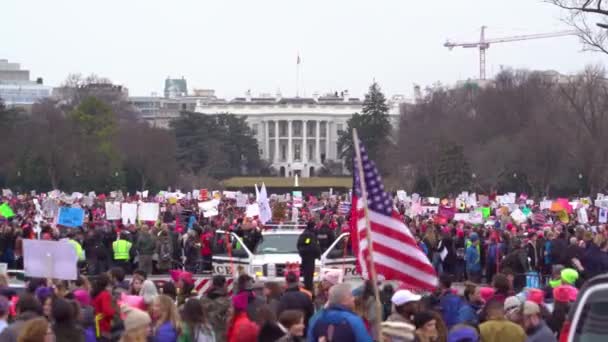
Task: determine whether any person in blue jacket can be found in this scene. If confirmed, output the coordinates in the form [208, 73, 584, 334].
[307, 283, 372, 342]
[465, 233, 482, 283]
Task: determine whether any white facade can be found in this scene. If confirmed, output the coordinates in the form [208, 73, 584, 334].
[195, 94, 402, 177]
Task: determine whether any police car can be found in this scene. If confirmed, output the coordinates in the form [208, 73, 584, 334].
[211, 226, 360, 282]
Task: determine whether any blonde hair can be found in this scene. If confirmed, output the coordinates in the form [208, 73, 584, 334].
[154, 295, 180, 331]
[18, 317, 50, 342]
[0, 274, 8, 287]
[120, 326, 148, 342]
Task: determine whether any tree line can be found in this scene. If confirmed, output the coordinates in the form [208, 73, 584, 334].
[0, 75, 266, 193]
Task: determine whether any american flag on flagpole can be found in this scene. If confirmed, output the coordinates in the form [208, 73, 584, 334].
[338, 202, 351, 215]
[350, 139, 437, 291]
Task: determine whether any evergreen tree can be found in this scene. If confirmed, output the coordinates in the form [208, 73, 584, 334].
[436, 142, 472, 196]
[337, 82, 392, 172]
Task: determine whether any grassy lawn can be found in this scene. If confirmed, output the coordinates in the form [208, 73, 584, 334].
[222, 176, 352, 188]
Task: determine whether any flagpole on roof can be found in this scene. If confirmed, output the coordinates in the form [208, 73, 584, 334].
[352, 128, 383, 339]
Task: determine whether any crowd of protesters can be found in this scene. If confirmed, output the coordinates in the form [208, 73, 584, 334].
[0, 190, 605, 341]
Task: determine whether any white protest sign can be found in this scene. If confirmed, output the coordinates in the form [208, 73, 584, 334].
[421, 206, 439, 214]
[595, 200, 608, 209]
[138, 202, 159, 221]
[396, 190, 408, 202]
[105, 202, 121, 220]
[469, 211, 484, 224]
[223, 191, 237, 199]
[511, 209, 527, 224]
[412, 193, 421, 203]
[540, 200, 553, 211]
[427, 197, 439, 205]
[198, 200, 219, 211]
[203, 207, 219, 218]
[453, 213, 470, 222]
[24, 239, 78, 280]
[191, 189, 200, 199]
[236, 194, 248, 207]
[578, 208, 589, 224]
[2, 189, 12, 197]
[599, 208, 608, 224]
[246, 204, 260, 218]
[121, 203, 138, 225]
[293, 191, 303, 208]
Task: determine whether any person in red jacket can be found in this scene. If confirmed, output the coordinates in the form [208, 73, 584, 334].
[227, 292, 259, 342]
[91, 273, 115, 340]
[200, 228, 213, 272]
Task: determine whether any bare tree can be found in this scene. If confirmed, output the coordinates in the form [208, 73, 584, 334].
[550, 0, 608, 54]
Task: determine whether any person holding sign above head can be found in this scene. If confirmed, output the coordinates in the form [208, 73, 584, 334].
[113, 232, 132, 274]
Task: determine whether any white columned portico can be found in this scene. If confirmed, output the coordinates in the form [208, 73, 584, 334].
[315, 120, 321, 163]
[264, 121, 270, 160]
[287, 120, 293, 167]
[302, 120, 308, 164]
[274, 120, 279, 163]
[325, 121, 330, 161]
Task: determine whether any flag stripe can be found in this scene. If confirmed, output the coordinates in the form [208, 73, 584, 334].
[350, 139, 437, 291]
[358, 230, 436, 274]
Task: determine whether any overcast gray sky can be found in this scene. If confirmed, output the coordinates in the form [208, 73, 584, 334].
[2, 0, 605, 99]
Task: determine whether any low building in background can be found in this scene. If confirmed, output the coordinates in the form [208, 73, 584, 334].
[0, 59, 52, 109]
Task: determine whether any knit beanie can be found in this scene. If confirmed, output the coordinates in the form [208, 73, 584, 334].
[121, 305, 151, 332]
[561, 268, 579, 285]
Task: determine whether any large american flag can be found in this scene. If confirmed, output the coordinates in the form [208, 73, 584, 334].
[350, 141, 437, 291]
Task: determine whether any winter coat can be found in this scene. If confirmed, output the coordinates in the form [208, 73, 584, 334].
[154, 321, 178, 342]
[307, 304, 372, 342]
[200, 288, 231, 342]
[0, 311, 39, 342]
[156, 235, 174, 271]
[479, 318, 526, 342]
[257, 321, 286, 342]
[135, 232, 156, 256]
[227, 312, 260, 342]
[277, 286, 315, 328]
[92, 290, 115, 335]
[526, 322, 556, 342]
[465, 245, 481, 273]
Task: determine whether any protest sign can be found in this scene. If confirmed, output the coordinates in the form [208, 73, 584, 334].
[236, 193, 248, 207]
[121, 203, 137, 225]
[469, 211, 484, 224]
[510, 209, 527, 224]
[599, 208, 608, 224]
[421, 206, 438, 215]
[578, 207, 589, 224]
[24, 239, 78, 280]
[213, 191, 221, 200]
[246, 204, 260, 218]
[478, 195, 489, 206]
[203, 207, 219, 218]
[57, 207, 85, 227]
[0, 203, 15, 218]
[223, 191, 237, 199]
[138, 203, 159, 221]
[42, 199, 59, 218]
[481, 207, 491, 219]
[453, 213, 469, 222]
[293, 191, 303, 208]
[595, 199, 608, 209]
[396, 190, 407, 202]
[200, 189, 208, 201]
[439, 206, 456, 220]
[105, 202, 121, 220]
[1, 189, 12, 197]
[191, 189, 200, 199]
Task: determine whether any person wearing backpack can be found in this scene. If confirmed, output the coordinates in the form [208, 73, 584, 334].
[156, 229, 174, 272]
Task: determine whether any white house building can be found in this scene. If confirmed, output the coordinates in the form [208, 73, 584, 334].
[195, 91, 404, 177]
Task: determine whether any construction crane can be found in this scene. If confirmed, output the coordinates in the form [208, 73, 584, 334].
[444, 26, 578, 80]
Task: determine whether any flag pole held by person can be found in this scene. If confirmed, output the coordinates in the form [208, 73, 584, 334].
[351, 128, 384, 339]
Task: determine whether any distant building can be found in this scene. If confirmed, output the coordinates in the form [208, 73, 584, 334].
[164, 77, 188, 98]
[195, 91, 403, 177]
[0, 59, 52, 107]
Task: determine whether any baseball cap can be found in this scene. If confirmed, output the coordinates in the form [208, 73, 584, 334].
[523, 300, 540, 316]
[504, 296, 522, 313]
[391, 289, 421, 306]
[469, 233, 479, 242]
